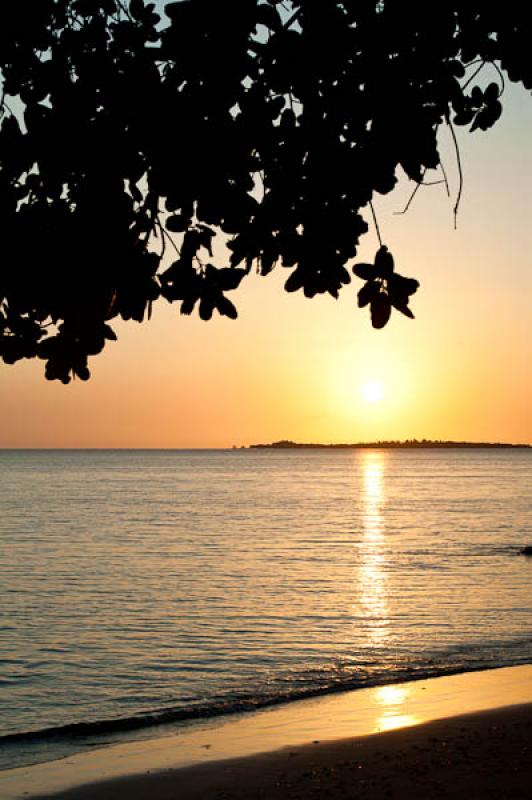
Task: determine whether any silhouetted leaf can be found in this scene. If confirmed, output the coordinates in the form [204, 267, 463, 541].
[216, 295, 238, 319]
[74, 364, 90, 380]
[388, 274, 419, 297]
[471, 85, 483, 106]
[284, 268, 305, 293]
[370, 294, 391, 329]
[484, 82, 500, 102]
[129, 0, 147, 21]
[357, 281, 379, 308]
[180, 297, 197, 315]
[196, 226, 216, 256]
[102, 324, 117, 341]
[454, 107, 475, 126]
[166, 214, 189, 232]
[216, 268, 247, 291]
[199, 296, 215, 321]
[256, 4, 282, 32]
[448, 60, 466, 79]
[374, 246, 394, 278]
[472, 100, 502, 131]
[352, 263, 375, 280]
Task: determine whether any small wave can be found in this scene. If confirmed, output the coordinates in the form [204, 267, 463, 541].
[1, 653, 530, 751]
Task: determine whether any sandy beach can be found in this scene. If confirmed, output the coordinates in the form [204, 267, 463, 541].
[1, 665, 531, 800]
[43, 703, 532, 800]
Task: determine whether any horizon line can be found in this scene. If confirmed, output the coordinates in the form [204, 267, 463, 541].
[1, 440, 531, 451]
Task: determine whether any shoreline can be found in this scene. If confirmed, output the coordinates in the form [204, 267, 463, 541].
[42, 704, 532, 800]
[1, 664, 531, 799]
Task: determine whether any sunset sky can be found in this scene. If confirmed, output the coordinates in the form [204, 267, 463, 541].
[1, 81, 531, 448]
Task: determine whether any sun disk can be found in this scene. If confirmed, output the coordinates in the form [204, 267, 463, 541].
[362, 381, 384, 404]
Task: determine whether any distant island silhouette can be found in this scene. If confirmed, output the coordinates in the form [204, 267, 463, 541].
[249, 440, 530, 449]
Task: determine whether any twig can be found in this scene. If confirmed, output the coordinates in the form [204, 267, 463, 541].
[114, 0, 134, 22]
[158, 221, 166, 260]
[462, 61, 486, 92]
[440, 161, 451, 197]
[156, 218, 181, 256]
[393, 174, 446, 216]
[463, 58, 506, 97]
[394, 181, 422, 215]
[282, 7, 301, 31]
[447, 118, 463, 229]
[491, 61, 506, 97]
[369, 200, 383, 246]
[394, 167, 426, 215]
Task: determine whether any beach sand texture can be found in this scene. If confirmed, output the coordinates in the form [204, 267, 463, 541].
[34, 704, 532, 800]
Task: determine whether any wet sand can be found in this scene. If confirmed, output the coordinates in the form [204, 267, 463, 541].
[36, 703, 532, 800]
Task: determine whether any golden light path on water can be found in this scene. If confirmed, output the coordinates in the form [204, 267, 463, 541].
[356, 452, 389, 647]
[355, 452, 419, 731]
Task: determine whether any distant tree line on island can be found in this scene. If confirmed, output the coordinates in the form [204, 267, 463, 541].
[1, 2, 531, 382]
[249, 440, 530, 449]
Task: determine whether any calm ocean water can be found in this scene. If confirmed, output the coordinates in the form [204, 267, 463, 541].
[0, 448, 531, 770]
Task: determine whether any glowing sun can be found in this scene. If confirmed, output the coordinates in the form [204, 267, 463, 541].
[361, 380, 384, 404]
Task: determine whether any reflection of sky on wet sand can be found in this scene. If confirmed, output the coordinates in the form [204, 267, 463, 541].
[373, 684, 418, 731]
[354, 453, 389, 647]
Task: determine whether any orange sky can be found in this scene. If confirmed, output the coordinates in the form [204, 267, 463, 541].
[1, 84, 531, 448]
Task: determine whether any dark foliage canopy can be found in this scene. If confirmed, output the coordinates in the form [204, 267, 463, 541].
[0, 1, 530, 382]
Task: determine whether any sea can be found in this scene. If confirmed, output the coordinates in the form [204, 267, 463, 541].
[0, 447, 531, 772]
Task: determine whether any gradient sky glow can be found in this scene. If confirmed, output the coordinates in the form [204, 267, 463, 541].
[1, 82, 531, 447]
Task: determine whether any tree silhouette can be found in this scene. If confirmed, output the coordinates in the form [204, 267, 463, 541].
[0, 1, 529, 382]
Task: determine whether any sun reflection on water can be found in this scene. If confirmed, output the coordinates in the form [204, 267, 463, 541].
[354, 453, 389, 647]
